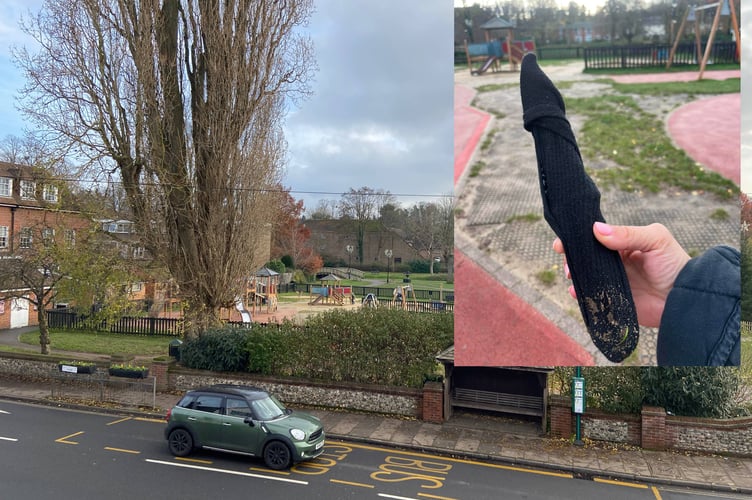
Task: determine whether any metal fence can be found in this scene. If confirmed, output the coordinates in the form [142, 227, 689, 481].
[584, 42, 738, 70]
[51, 372, 157, 409]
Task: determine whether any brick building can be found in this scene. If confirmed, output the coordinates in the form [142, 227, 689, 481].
[0, 161, 90, 329]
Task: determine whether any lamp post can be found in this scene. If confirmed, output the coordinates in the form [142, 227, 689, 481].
[384, 249, 393, 283]
[345, 245, 354, 279]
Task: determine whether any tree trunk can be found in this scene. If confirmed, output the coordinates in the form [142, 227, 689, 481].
[37, 304, 50, 355]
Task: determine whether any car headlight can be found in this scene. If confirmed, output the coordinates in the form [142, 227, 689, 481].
[290, 428, 306, 441]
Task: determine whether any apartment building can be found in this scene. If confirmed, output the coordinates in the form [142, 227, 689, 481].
[0, 161, 89, 329]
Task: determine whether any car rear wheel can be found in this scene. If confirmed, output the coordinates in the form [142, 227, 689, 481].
[263, 440, 292, 470]
[168, 428, 194, 457]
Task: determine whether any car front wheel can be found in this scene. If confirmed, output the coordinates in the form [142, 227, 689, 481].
[168, 428, 194, 457]
[263, 440, 292, 470]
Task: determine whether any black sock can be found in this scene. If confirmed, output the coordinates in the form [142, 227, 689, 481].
[520, 53, 639, 363]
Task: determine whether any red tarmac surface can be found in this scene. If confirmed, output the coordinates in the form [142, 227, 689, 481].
[454, 69, 740, 367]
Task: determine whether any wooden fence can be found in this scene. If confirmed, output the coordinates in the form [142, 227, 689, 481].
[47, 310, 183, 337]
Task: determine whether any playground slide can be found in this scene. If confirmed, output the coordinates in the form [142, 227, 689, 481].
[473, 56, 498, 75]
[234, 297, 252, 323]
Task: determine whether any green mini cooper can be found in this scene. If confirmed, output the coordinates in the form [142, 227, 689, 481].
[164, 384, 325, 470]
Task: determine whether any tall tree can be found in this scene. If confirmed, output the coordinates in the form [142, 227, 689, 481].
[339, 187, 395, 264]
[16, 0, 314, 338]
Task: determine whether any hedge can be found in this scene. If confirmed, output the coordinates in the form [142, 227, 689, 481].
[180, 308, 453, 388]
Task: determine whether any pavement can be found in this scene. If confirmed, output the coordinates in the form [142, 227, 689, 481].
[1, 327, 751, 494]
[453, 61, 741, 367]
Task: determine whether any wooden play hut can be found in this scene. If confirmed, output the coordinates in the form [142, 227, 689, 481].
[464, 17, 534, 75]
[248, 267, 279, 314]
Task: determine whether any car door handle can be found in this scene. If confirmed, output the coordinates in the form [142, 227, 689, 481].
[188, 417, 197, 421]
[223, 422, 232, 426]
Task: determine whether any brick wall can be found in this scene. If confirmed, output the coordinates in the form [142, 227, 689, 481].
[422, 381, 443, 423]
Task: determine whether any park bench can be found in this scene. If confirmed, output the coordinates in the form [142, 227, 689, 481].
[452, 387, 544, 418]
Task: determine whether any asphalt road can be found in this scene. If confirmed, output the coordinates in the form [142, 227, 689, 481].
[0, 400, 746, 500]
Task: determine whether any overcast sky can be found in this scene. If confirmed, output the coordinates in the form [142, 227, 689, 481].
[0, 0, 454, 213]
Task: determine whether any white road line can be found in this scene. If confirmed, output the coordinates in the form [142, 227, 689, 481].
[0, 409, 10, 414]
[145, 459, 308, 485]
[0, 437, 18, 442]
[378, 494, 419, 500]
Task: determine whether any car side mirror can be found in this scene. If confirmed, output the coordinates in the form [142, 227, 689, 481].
[244, 416, 255, 427]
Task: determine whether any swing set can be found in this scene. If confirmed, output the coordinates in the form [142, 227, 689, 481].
[666, 0, 740, 79]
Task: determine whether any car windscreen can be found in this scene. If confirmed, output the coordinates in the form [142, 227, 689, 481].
[250, 395, 286, 421]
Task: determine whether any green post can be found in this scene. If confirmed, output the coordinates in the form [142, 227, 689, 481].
[573, 366, 585, 446]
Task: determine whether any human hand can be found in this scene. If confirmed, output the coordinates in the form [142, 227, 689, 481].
[554, 222, 691, 328]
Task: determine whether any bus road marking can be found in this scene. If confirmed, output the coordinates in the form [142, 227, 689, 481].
[55, 431, 84, 445]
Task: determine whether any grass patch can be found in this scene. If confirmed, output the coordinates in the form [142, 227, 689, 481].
[710, 208, 730, 221]
[536, 267, 558, 286]
[585, 63, 739, 75]
[612, 78, 740, 96]
[476, 82, 517, 93]
[506, 213, 542, 223]
[18, 329, 171, 356]
[469, 161, 486, 178]
[480, 128, 498, 152]
[566, 94, 737, 199]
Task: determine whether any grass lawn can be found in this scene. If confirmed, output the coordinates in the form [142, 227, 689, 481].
[16, 329, 172, 357]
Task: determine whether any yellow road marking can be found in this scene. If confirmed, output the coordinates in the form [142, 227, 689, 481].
[249, 467, 290, 476]
[107, 417, 131, 426]
[55, 431, 84, 445]
[134, 417, 167, 424]
[418, 493, 457, 500]
[330, 479, 374, 489]
[175, 456, 213, 465]
[104, 446, 140, 454]
[651, 486, 663, 500]
[593, 477, 648, 489]
[333, 441, 573, 479]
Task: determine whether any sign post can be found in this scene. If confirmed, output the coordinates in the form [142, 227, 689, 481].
[572, 367, 586, 446]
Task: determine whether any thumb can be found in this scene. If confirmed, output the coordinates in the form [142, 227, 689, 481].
[593, 222, 675, 253]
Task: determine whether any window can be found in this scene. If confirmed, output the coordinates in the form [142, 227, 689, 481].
[20, 180, 35, 199]
[225, 397, 253, 418]
[42, 184, 58, 203]
[0, 178, 11, 197]
[132, 246, 145, 259]
[20, 228, 32, 249]
[0, 226, 7, 248]
[64, 229, 76, 246]
[192, 394, 223, 414]
[42, 228, 55, 243]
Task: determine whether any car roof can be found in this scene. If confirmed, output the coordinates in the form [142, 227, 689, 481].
[190, 384, 270, 401]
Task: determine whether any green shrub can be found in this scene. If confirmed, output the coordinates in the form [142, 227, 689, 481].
[180, 327, 250, 372]
[180, 309, 453, 388]
[555, 366, 744, 417]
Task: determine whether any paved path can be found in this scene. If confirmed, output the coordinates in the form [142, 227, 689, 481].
[454, 63, 740, 366]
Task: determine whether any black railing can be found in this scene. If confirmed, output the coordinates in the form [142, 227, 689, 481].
[280, 283, 454, 303]
[584, 42, 739, 70]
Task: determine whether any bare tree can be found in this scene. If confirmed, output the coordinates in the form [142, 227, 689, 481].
[16, 0, 315, 338]
[339, 187, 396, 264]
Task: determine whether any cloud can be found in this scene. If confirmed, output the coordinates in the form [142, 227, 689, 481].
[284, 0, 454, 211]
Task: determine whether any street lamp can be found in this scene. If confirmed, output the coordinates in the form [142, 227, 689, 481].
[345, 245, 354, 279]
[384, 249, 393, 283]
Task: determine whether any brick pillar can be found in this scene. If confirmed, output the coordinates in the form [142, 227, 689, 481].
[641, 406, 667, 450]
[422, 381, 444, 423]
[548, 395, 572, 438]
[150, 359, 172, 392]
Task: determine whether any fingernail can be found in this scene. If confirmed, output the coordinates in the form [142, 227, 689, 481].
[594, 221, 613, 235]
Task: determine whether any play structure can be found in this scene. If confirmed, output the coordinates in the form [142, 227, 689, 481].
[392, 285, 417, 310]
[464, 17, 535, 75]
[234, 297, 252, 323]
[247, 267, 279, 315]
[308, 274, 353, 306]
[666, 0, 739, 79]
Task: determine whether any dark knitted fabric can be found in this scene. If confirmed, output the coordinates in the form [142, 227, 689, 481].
[520, 53, 639, 363]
